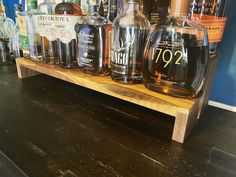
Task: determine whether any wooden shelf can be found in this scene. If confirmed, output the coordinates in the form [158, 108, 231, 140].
[16, 58, 204, 143]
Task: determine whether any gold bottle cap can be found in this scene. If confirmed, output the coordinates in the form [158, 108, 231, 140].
[170, 0, 190, 16]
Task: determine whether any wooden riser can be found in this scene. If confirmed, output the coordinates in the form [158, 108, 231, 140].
[16, 58, 204, 143]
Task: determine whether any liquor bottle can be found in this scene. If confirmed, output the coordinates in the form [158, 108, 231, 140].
[55, 0, 83, 69]
[12, 2, 23, 58]
[18, 7, 30, 58]
[143, 0, 209, 98]
[107, 0, 118, 22]
[190, 0, 229, 56]
[25, 0, 43, 61]
[75, 0, 112, 75]
[140, 0, 170, 26]
[38, 0, 58, 64]
[111, 0, 150, 84]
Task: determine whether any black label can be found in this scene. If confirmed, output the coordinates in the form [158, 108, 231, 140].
[76, 24, 105, 69]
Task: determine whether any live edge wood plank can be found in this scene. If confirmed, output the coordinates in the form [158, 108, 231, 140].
[16, 58, 201, 143]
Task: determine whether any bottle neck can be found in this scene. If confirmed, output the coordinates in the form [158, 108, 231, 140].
[89, 5, 100, 15]
[27, 0, 38, 10]
[124, 1, 139, 13]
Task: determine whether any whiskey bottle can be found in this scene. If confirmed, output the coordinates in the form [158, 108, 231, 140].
[75, 0, 111, 75]
[143, 0, 209, 98]
[107, 0, 118, 22]
[55, 0, 83, 69]
[190, 0, 229, 56]
[38, 0, 58, 64]
[140, 0, 170, 26]
[26, 0, 43, 61]
[111, 0, 150, 84]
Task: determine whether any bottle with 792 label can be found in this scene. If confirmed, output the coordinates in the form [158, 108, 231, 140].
[143, 0, 209, 98]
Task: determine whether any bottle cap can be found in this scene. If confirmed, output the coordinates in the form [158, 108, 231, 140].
[170, 0, 189, 16]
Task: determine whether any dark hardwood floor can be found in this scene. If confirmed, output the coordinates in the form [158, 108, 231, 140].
[0, 65, 235, 177]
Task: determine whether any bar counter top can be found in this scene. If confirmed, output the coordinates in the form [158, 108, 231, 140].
[0, 65, 235, 177]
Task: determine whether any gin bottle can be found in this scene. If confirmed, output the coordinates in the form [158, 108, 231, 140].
[55, 0, 83, 69]
[75, 0, 112, 75]
[38, 0, 58, 64]
[111, 0, 150, 84]
[143, 0, 209, 98]
[25, 0, 43, 61]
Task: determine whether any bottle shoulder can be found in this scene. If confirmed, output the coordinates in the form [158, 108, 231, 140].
[38, 2, 57, 14]
[113, 12, 150, 29]
[55, 2, 83, 15]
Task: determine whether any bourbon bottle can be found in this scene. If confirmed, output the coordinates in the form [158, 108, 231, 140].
[75, 0, 111, 75]
[190, 0, 229, 56]
[55, 0, 83, 69]
[143, 0, 209, 98]
[111, 0, 150, 84]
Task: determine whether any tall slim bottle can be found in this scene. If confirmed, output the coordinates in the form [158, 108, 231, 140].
[38, 0, 58, 64]
[111, 0, 150, 84]
[25, 0, 43, 61]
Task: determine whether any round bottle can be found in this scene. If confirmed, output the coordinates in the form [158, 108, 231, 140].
[143, 0, 209, 98]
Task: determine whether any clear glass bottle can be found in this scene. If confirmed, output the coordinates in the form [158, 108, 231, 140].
[25, 0, 43, 61]
[111, 0, 150, 84]
[107, 0, 118, 22]
[38, 0, 58, 64]
[55, 0, 83, 69]
[75, 0, 112, 75]
[190, 0, 229, 57]
[143, 0, 209, 98]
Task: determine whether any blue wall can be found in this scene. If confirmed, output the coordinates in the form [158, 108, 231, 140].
[210, 0, 236, 106]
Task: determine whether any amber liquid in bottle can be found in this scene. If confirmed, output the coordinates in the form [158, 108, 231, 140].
[190, 0, 228, 56]
[143, 0, 209, 98]
[75, 5, 112, 75]
[55, 0, 83, 69]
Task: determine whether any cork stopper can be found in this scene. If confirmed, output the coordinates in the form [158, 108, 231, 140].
[170, 0, 189, 16]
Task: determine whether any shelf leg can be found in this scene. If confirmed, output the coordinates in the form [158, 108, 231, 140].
[16, 62, 39, 79]
[172, 109, 199, 143]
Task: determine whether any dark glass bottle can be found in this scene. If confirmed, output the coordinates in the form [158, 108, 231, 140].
[190, 0, 229, 56]
[38, 0, 58, 64]
[143, 0, 209, 98]
[111, 0, 150, 84]
[107, 0, 118, 22]
[140, 0, 170, 26]
[75, 3, 111, 75]
[55, 0, 83, 69]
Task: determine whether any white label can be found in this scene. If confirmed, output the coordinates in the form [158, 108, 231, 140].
[36, 14, 82, 44]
